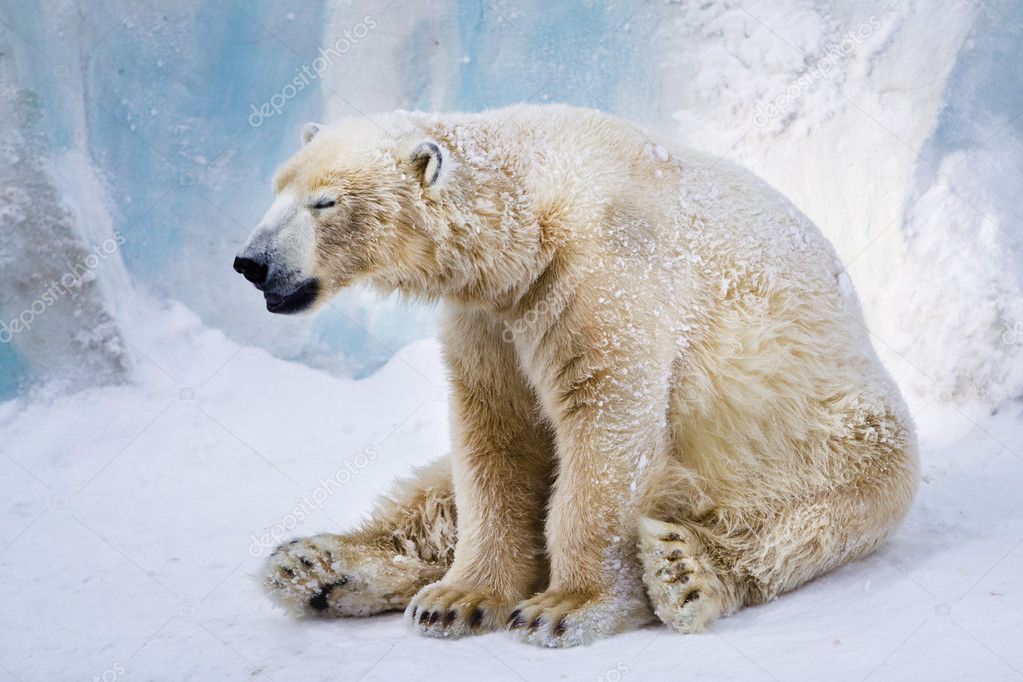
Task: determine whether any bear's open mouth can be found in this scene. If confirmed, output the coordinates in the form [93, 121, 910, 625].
[264, 278, 320, 314]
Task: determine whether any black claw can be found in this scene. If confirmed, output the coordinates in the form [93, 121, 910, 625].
[529, 617, 544, 631]
[299, 557, 314, 568]
[418, 610, 431, 625]
[443, 610, 457, 626]
[281, 566, 295, 577]
[683, 590, 700, 605]
[663, 532, 682, 541]
[428, 611, 440, 625]
[469, 607, 484, 628]
[507, 610, 524, 629]
[554, 618, 567, 636]
[410, 606, 419, 621]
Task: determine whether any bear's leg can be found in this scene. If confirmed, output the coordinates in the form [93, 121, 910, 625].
[507, 313, 674, 647]
[406, 306, 553, 638]
[263, 457, 456, 616]
[641, 436, 917, 632]
[736, 437, 917, 608]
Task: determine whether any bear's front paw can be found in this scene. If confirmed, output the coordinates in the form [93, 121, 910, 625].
[507, 590, 653, 648]
[405, 582, 514, 638]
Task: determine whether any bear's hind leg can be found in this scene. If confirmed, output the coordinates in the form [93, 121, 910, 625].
[263, 457, 456, 616]
[641, 434, 918, 631]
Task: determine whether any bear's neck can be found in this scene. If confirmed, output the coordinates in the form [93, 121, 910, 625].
[430, 195, 556, 310]
[389, 113, 581, 309]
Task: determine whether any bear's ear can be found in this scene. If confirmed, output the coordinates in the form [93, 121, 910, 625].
[301, 122, 322, 146]
[409, 140, 446, 189]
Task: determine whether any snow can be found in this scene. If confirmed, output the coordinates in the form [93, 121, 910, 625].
[1, 303, 1021, 680]
[2, 0, 1022, 678]
[653, 0, 1023, 406]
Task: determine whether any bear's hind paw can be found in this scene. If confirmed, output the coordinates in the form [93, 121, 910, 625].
[638, 517, 734, 633]
[263, 533, 436, 617]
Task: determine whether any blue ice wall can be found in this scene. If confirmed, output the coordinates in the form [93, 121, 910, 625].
[0, 0, 662, 398]
[0, 344, 24, 397]
[918, 0, 1022, 280]
[1, 0, 1020, 399]
[930, 1, 1023, 153]
[451, 0, 656, 118]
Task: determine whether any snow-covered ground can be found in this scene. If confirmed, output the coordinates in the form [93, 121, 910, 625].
[1, 300, 1021, 681]
[2, 0, 1023, 679]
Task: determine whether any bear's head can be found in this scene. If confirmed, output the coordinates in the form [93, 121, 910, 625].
[234, 118, 450, 313]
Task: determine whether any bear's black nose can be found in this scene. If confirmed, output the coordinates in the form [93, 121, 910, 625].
[233, 256, 269, 286]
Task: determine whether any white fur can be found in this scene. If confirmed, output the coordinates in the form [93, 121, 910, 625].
[239, 190, 317, 281]
[257, 105, 918, 648]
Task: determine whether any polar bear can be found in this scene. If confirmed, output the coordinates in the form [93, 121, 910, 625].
[234, 104, 918, 647]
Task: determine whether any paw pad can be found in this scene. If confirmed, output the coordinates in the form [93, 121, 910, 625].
[307, 578, 348, 612]
[639, 519, 729, 633]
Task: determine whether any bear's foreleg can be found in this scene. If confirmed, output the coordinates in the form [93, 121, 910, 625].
[406, 305, 554, 638]
[507, 308, 673, 647]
